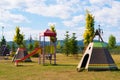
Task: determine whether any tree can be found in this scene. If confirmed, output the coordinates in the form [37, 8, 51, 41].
[50, 25, 57, 43]
[32, 40, 40, 57]
[34, 40, 39, 48]
[63, 31, 70, 56]
[1, 36, 6, 46]
[13, 27, 24, 47]
[28, 35, 33, 51]
[28, 43, 33, 51]
[57, 41, 62, 53]
[11, 42, 16, 52]
[10, 42, 17, 57]
[108, 35, 116, 48]
[69, 33, 78, 56]
[50, 24, 57, 64]
[83, 10, 94, 46]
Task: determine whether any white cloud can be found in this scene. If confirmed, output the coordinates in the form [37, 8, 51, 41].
[0, 27, 43, 41]
[0, 0, 29, 23]
[102, 30, 120, 42]
[0, 22, 13, 29]
[63, 15, 84, 27]
[69, 27, 85, 40]
[89, 0, 112, 7]
[0, 0, 25, 10]
[20, 27, 41, 40]
[0, 9, 29, 23]
[91, 0, 120, 28]
[0, 0, 120, 42]
[3, 30, 15, 41]
[26, 4, 72, 19]
[25, 0, 80, 19]
[56, 26, 85, 40]
[48, 22, 56, 27]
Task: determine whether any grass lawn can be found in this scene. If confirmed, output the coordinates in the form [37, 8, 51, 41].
[0, 54, 120, 80]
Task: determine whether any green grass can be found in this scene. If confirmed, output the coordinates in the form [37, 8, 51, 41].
[0, 54, 120, 80]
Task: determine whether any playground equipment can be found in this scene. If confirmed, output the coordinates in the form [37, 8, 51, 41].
[14, 48, 41, 66]
[14, 29, 57, 66]
[12, 48, 32, 62]
[0, 45, 10, 60]
[40, 29, 57, 65]
[77, 30, 118, 71]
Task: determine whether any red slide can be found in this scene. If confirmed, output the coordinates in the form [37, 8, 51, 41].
[15, 48, 41, 65]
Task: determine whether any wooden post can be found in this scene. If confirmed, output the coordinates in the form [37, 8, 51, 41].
[50, 54, 52, 64]
[54, 42, 56, 65]
[15, 61, 18, 66]
[43, 36, 45, 65]
[38, 53, 41, 64]
[38, 36, 41, 64]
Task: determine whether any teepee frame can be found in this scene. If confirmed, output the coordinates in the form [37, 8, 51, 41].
[77, 30, 118, 71]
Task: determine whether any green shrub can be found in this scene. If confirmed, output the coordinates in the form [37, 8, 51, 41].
[10, 51, 16, 57]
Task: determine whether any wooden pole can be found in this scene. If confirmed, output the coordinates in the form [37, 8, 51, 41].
[38, 36, 41, 64]
[43, 36, 45, 65]
[54, 41, 56, 65]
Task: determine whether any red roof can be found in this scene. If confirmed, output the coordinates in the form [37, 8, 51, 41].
[40, 29, 56, 37]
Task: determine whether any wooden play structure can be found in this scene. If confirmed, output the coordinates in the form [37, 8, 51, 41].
[14, 29, 57, 66]
[39, 29, 57, 65]
[14, 48, 41, 66]
[12, 48, 32, 62]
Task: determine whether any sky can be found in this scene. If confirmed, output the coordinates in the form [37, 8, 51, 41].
[0, 0, 120, 42]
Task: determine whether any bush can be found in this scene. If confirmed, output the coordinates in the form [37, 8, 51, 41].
[32, 53, 39, 57]
[10, 51, 16, 57]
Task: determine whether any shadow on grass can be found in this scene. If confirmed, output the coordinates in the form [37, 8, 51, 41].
[15, 64, 77, 67]
[76, 67, 120, 72]
[43, 64, 77, 67]
[15, 64, 34, 67]
[14, 61, 37, 67]
[82, 69, 120, 72]
[110, 68, 120, 72]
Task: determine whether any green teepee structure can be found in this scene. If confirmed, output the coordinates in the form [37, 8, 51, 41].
[77, 30, 118, 71]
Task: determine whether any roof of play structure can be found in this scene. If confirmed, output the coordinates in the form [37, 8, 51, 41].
[40, 29, 56, 37]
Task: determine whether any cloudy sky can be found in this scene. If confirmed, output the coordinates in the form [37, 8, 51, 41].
[0, 0, 120, 42]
